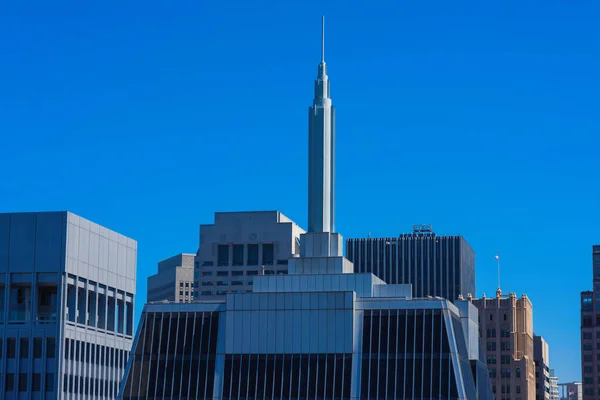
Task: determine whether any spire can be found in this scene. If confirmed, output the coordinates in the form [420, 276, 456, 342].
[321, 15, 325, 63]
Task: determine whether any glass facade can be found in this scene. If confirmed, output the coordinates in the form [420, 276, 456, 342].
[347, 234, 475, 303]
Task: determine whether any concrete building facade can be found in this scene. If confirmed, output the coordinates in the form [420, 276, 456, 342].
[0, 211, 136, 399]
[194, 211, 305, 299]
[147, 254, 194, 303]
[579, 244, 600, 400]
[549, 370, 559, 400]
[534, 335, 550, 400]
[558, 382, 582, 400]
[472, 290, 536, 400]
[346, 225, 475, 302]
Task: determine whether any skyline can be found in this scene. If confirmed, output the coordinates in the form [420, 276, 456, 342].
[2, 0, 600, 383]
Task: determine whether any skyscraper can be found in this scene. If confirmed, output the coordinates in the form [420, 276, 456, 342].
[147, 253, 195, 302]
[534, 335, 550, 400]
[0, 211, 136, 399]
[119, 18, 492, 400]
[580, 244, 600, 400]
[472, 290, 536, 399]
[346, 224, 476, 302]
[193, 211, 305, 298]
[308, 16, 335, 234]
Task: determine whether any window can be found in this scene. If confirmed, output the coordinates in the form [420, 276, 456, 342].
[232, 281, 243, 286]
[490, 314, 493, 321]
[583, 316, 592, 327]
[46, 373, 55, 392]
[202, 261, 214, 267]
[202, 271, 213, 276]
[503, 313, 507, 321]
[516, 367, 520, 377]
[492, 329, 496, 337]
[584, 332, 592, 340]
[34, 338, 43, 358]
[216, 281, 228, 286]
[232, 271, 244, 276]
[247, 280, 254, 285]
[277, 259, 288, 265]
[201, 282, 214, 286]
[233, 245, 244, 266]
[247, 244, 259, 265]
[262, 244, 274, 265]
[47, 338, 56, 358]
[217, 271, 229, 277]
[19, 373, 28, 392]
[217, 245, 229, 266]
[7, 338, 16, 358]
[247, 270, 259, 276]
[201, 291, 212, 296]
[6, 373, 15, 391]
[20, 338, 29, 358]
[33, 373, 42, 391]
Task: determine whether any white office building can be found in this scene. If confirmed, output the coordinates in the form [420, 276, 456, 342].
[0, 211, 136, 399]
[147, 253, 195, 303]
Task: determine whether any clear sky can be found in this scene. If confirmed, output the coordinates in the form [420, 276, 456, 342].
[1, 0, 599, 382]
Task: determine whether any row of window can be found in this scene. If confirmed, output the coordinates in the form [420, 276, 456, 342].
[199, 290, 252, 296]
[488, 368, 520, 378]
[485, 328, 511, 338]
[486, 355, 514, 365]
[582, 353, 600, 362]
[581, 331, 600, 340]
[64, 338, 129, 369]
[0, 284, 58, 323]
[491, 384, 521, 394]
[582, 343, 600, 351]
[2, 373, 55, 392]
[487, 313, 509, 321]
[486, 341, 511, 351]
[62, 374, 119, 396]
[215, 244, 275, 267]
[201, 281, 252, 287]
[0, 337, 56, 359]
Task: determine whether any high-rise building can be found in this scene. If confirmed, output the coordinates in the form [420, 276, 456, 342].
[119, 17, 493, 400]
[534, 335, 550, 400]
[193, 211, 305, 298]
[559, 382, 583, 400]
[472, 290, 536, 399]
[549, 369, 559, 400]
[580, 244, 600, 400]
[147, 253, 195, 302]
[346, 224, 475, 302]
[0, 211, 136, 399]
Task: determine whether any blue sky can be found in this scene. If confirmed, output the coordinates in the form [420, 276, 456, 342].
[1, 0, 599, 381]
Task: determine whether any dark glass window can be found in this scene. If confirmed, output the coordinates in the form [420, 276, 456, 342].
[247, 244, 259, 265]
[47, 337, 56, 358]
[277, 259, 288, 265]
[32, 373, 41, 391]
[20, 338, 29, 358]
[233, 245, 244, 266]
[217, 245, 229, 266]
[34, 338, 43, 358]
[6, 373, 15, 391]
[202, 261, 214, 267]
[7, 338, 16, 358]
[262, 244, 274, 265]
[19, 373, 28, 392]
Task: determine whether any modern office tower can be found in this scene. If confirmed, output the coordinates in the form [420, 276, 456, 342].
[580, 244, 600, 400]
[193, 211, 305, 298]
[119, 17, 493, 400]
[0, 211, 136, 400]
[549, 370, 559, 400]
[346, 224, 475, 302]
[472, 290, 536, 399]
[534, 335, 550, 400]
[558, 382, 583, 400]
[147, 253, 195, 302]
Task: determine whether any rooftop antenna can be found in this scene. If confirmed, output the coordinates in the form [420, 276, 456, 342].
[495, 251, 501, 291]
[321, 15, 325, 63]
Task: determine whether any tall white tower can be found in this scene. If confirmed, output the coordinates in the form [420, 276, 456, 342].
[308, 15, 335, 233]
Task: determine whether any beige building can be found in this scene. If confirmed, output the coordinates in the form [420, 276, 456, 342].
[147, 253, 195, 302]
[471, 289, 536, 400]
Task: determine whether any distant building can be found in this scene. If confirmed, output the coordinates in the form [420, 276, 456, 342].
[472, 289, 536, 399]
[534, 335, 550, 400]
[549, 369, 559, 400]
[580, 244, 600, 399]
[147, 253, 195, 302]
[194, 211, 305, 298]
[559, 381, 583, 400]
[346, 224, 475, 302]
[0, 211, 136, 399]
